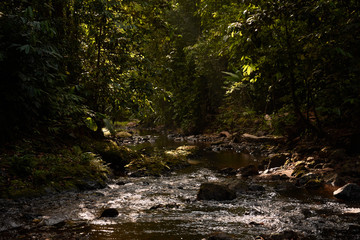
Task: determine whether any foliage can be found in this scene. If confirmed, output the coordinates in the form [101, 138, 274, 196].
[0, 1, 85, 141]
[1, 0, 360, 140]
[193, 0, 360, 134]
[0, 145, 109, 198]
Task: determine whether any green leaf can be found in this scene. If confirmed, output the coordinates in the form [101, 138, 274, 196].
[84, 117, 98, 132]
[222, 71, 241, 81]
[19, 45, 30, 54]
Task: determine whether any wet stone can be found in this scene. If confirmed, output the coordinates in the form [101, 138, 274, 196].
[149, 204, 179, 210]
[296, 173, 320, 187]
[116, 181, 127, 185]
[238, 164, 259, 178]
[333, 183, 360, 201]
[248, 184, 265, 192]
[100, 208, 119, 218]
[197, 183, 236, 201]
[267, 153, 288, 169]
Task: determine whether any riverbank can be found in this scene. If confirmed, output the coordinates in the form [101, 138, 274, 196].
[0, 129, 360, 239]
[0, 137, 110, 199]
[1, 124, 359, 203]
[112, 126, 360, 205]
[164, 130, 360, 201]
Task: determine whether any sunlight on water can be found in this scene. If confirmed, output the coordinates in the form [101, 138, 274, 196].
[1, 134, 360, 239]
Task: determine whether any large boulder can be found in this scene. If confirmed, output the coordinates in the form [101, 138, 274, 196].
[333, 183, 360, 201]
[197, 183, 236, 201]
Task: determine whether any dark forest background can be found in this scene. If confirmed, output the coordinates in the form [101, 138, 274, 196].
[1, 0, 360, 142]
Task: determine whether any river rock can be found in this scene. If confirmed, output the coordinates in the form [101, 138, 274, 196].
[295, 173, 321, 188]
[333, 183, 360, 201]
[267, 153, 288, 169]
[291, 162, 308, 178]
[238, 164, 259, 178]
[116, 181, 127, 185]
[43, 217, 66, 226]
[197, 183, 236, 201]
[115, 131, 132, 138]
[248, 184, 265, 192]
[100, 208, 119, 218]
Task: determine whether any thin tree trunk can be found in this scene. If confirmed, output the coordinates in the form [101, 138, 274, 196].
[284, 20, 323, 136]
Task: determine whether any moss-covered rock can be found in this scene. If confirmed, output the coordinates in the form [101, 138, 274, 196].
[82, 140, 141, 175]
[115, 131, 132, 138]
[291, 162, 308, 178]
[125, 145, 195, 177]
[165, 145, 199, 158]
[0, 147, 110, 199]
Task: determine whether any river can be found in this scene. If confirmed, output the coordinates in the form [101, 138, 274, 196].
[0, 133, 359, 239]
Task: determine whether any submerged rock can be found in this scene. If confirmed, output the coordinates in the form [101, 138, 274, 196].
[100, 208, 119, 218]
[238, 164, 259, 178]
[197, 183, 236, 201]
[333, 183, 360, 201]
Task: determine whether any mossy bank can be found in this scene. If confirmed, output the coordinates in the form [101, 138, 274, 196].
[0, 140, 111, 199]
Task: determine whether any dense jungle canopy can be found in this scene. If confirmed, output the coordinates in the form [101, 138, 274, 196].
[1, 0, 360, 142]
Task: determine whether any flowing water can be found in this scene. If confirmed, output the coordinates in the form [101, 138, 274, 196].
[1, 134, 360, 239]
